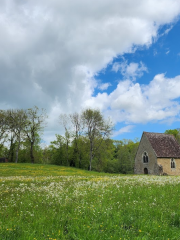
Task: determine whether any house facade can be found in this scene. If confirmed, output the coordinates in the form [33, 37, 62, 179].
[134, 132, 180, 175]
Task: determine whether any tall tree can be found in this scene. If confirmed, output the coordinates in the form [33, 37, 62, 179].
[59, 114, 71, 166]
[70, 112, 83, 167]
[24, 106, 47, 164]
[6, 109, 27, 163]
[82, 108, 113, 171]
[7, 132, 16, 162]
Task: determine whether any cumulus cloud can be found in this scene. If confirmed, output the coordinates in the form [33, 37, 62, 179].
[85, 73, 180, 125]
[0, 0, 180, 142]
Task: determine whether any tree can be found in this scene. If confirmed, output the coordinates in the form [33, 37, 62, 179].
[24, 106, 47, 164]
[7, 132, 16, 162]
[6, 109, 27, 163]
[92, 138, 115, 172]
[70, 112, 83, 167]
[0, 110, 8, 151]
[82, 108, 113, 171]
[59, 114, 71, 166]
[50, 134, 67, 165]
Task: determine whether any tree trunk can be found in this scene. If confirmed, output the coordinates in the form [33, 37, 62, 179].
[8, 136, 14, 162]
[66, 140, 69, 166]
[79, 154, 81, 168]
[75, 138, 81, 168]
[89, 140, 93, 171]
[15, 137, 21, 163]
[30, 141, 34, 164]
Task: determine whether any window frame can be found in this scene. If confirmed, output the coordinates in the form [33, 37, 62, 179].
[142, 151, 149, 163]
[171, 158, 176, 169]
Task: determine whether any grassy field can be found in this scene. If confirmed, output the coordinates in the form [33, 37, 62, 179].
[1, 164, 180, 240]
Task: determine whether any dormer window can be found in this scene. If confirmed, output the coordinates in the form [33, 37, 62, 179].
[171, 158, 175, 168]
[143, 151, 148, 163]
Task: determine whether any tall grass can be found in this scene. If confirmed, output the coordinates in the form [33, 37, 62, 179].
[1, 163, 180, 239]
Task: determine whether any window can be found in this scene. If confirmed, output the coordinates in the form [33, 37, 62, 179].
[171, 158, 175, 169]
[143, 152, 148, 163]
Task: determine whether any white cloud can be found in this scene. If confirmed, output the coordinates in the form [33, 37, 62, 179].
[166, 49, 170, 54]
[98, 82, 112, 91]
[160, 25, 174, 37]
[113, 125, 134, 137]
[0, 0, 180, 143]
[153, 49, 158, 56]
[112, 61, 148, 80]
[86, 74, 180, 124]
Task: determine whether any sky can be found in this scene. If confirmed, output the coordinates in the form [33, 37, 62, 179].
[1, 0, 180, 144]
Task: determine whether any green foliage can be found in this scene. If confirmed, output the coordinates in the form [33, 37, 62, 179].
[113, 139, 139, 174]
[92, 139, 115, 172]
[0, 145, 8, 159]
[47, 128, 139, 173]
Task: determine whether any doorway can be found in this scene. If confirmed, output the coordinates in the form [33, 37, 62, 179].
[144, 168, 148, 174]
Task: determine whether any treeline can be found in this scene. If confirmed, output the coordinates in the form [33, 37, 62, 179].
[0, 107, 139, 173]
[44, 109, 139, 173]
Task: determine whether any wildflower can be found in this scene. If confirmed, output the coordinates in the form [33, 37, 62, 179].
[139, 230, 142, 232]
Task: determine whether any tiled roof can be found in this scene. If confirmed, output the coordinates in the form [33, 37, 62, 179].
[144, 132, 180, 158]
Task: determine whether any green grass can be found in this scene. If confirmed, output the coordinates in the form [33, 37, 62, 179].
[0, 163, 107, 177]
[1, 163, 180, 239]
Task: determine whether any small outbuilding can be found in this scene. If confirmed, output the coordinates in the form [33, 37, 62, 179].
[134, 132, 180, 175]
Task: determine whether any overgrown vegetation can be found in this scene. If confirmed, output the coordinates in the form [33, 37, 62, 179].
[1, 164, 180, 239]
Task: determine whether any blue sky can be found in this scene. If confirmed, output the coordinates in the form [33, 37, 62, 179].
[1, 0, 180, 144]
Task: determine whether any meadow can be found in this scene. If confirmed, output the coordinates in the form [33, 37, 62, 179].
[1, 164, 180, 240]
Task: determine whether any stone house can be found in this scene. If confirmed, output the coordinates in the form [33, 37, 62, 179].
[134, 132, 180, 175]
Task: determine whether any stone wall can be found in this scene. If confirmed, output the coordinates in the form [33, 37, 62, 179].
[134, 133, 158, 175]
[157, 158, 180, 175]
